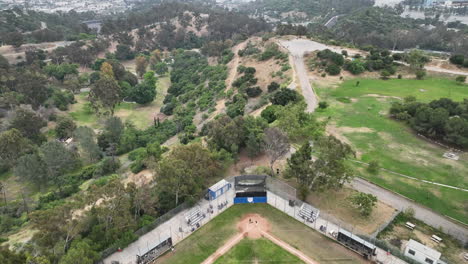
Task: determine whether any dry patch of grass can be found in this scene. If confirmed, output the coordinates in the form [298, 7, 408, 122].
[306, 187, 397, 235]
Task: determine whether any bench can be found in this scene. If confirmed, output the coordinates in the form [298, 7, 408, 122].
[185, 207, 205, 226]
[405, 222, 415, 230]
[431, 235, 442, 243]
[298, 203, 320, 223]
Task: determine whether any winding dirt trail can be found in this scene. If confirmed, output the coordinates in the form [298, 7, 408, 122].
[201, 214, 318, 264]
[196, 40, 248, 130]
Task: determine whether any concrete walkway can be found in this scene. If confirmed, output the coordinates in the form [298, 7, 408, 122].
[350, 177, 468, 244]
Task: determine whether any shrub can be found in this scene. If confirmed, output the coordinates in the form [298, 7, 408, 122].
[367, 160, 380, 174]
[341, 50, 348, 57]
[455, 76, 466, 84]
[246, 87, 262, 97]
[128, 147, 147, 161]
[267, 82, 280, 92]
[345, 60, 365, 75]
[130, 159, 145, 173]
[398, 74, 403, 79]
[380, 70, 391, 80]
[270, 88, 299, 106]
[325, 64, 341, 75]
[415, 69, 426, 80]
[392, 53, 403, 61]
[449, 54, 465, 65]
[318, 101, 329, 109]
[261, 105, 279, 123]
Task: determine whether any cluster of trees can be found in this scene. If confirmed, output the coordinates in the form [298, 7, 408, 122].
[390, 97, 468, 148]
[239, 0, 374, 22]
[50, 39, 110, 67]
[89, 59, 157, 114]
[285, 136, 355, 199]
[100, 2, 269, 51]
[161, 51, 227, 132]
[0, 8, 96, 46]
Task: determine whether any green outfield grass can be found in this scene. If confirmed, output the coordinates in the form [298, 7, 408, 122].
[333, 78, 467, 102]
[214, 238, 304, 264]
[158, 204, 365, 264]
[315, 77, 468, 223]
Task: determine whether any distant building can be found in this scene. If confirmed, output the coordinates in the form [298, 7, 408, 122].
[404, 239, 442, 264]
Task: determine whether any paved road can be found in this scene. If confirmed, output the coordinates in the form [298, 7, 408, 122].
[292, 54, 317, 112]
[350, 177, 468, 244]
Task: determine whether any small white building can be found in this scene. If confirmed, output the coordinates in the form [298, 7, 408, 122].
[404, 239, 442, 264]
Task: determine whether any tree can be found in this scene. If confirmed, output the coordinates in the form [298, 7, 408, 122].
[0, 54, 9, 69]
[156, 144, 221, 206]
[14, 153, 47, 187]
[285, 142, 312, 199]
[56, 116, 77, 139]
[59, 239, 99, 264]
[44, 63, 79, 81]
[4, 32, 23, 48]
[367, 160, 380, 174]
[153, 62, 168, 75]
[270, 88, 299, 106]
[350, 192, 377, 217]
[206, 115, 246, 153]
[135, 56, 148, 78]
[128, 71, 157, 104]
[149, 49, 162, 67]
[40, 141, 80, 186]
[406, 49, 429, 73]
[0, 129, 32, 168]
[74, 127, 102, 163]
[263, 127, 289, 176]
[89, 63, 122, 115]
[115, 44, 135, 60]
[455, 75, 466, 84]
[286, 136, 354, 192]
[8, 108, 47, 143]
[14, 71, 49, 109]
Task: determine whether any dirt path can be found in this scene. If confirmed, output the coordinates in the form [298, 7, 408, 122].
[201, 214, 318, 264]
[196, 40, 248, 130]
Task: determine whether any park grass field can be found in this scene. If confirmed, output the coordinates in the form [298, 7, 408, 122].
[315, 77, 468, 223]
[69, 76, 170, 129]
[213, 238, 305, 264]
[158, 204, 365, 264]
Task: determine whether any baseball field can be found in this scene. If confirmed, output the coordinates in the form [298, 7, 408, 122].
[157, 203, 366, 264]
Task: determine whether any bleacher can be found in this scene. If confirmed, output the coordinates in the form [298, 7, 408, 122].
[185, 207, 205, 227]
[298, 203, 320, 223]
[136, 237, 172, 264]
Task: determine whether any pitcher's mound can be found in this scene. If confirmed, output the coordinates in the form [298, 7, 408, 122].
[237, 214, 271, 239]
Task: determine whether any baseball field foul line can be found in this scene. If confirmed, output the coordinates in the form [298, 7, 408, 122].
[200, 223, 318, 264]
